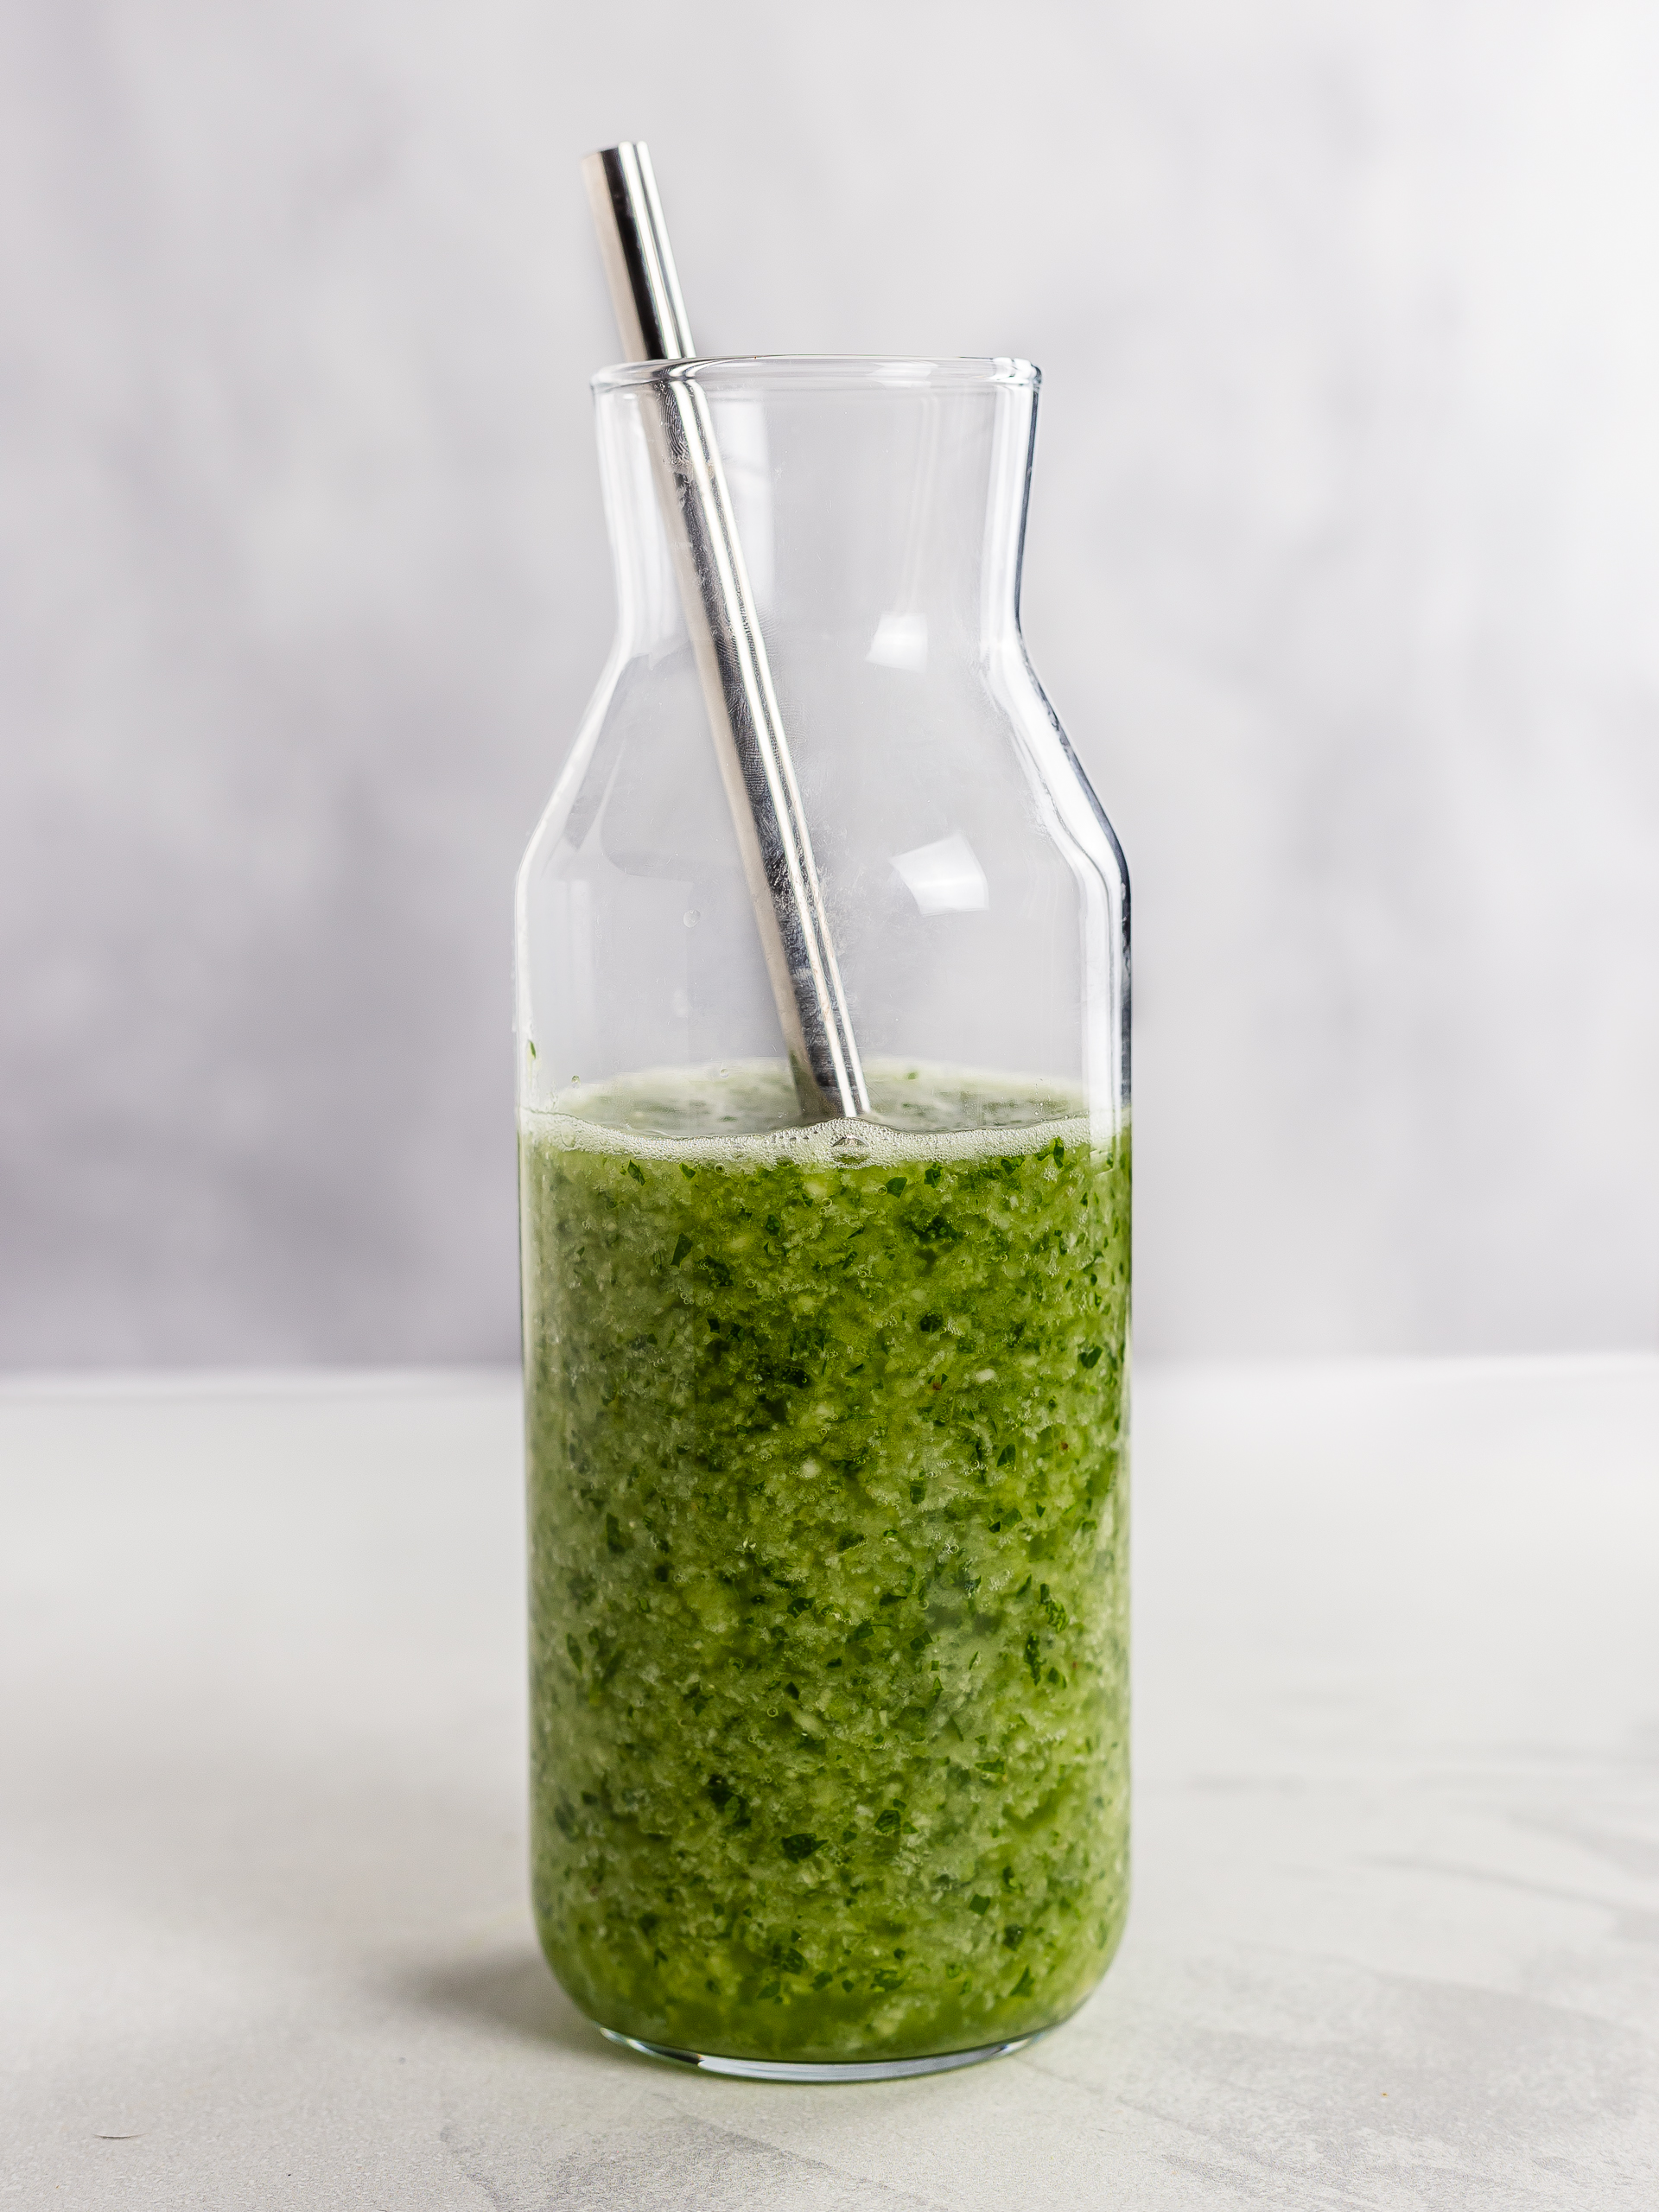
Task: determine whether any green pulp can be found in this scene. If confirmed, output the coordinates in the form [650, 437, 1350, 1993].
[521, 1061, 1130, 2066]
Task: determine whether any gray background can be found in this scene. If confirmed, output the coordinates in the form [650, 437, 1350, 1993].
[3, 0, 1657, 1368]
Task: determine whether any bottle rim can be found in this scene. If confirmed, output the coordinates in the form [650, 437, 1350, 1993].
[591, 354, 1039, 397]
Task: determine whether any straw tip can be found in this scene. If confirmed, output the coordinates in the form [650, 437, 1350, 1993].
[583, 142, 648, 170]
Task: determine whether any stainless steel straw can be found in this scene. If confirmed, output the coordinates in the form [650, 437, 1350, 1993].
[582, 143, 870, 1123]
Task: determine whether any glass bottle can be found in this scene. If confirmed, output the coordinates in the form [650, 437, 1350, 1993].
[516, 356, 1130, 2079]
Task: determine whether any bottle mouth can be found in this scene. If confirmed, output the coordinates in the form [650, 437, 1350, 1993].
[592, 354, 1039, 397]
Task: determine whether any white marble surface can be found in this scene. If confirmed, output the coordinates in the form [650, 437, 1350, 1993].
[4, 1359, 1656, 2208]
[4, 3, 1659, 1369]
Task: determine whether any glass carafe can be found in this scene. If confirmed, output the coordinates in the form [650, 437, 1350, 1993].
[516, 356, 1130, 2078]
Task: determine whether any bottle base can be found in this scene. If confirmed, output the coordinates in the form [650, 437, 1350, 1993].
[598, 2024, 1048, 2082]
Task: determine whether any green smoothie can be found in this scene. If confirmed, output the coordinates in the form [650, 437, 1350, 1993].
[521, 1059, 1129, 2066]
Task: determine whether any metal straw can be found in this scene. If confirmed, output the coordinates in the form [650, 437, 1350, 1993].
[582, 143, 869, 1124]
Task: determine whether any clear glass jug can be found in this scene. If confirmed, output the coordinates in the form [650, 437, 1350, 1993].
[517, 356, 1130, 2078]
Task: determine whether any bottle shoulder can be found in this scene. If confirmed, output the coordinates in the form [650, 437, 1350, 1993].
[520, 627, 1126, 903]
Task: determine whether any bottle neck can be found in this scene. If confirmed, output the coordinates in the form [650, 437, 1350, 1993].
[594, 363, 1038, 664]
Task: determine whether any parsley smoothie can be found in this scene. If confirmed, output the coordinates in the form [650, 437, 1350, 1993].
[521, 1060, 1130, 2067]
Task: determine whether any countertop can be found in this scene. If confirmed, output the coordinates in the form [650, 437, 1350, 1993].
[3, 1360, 1656, 2208]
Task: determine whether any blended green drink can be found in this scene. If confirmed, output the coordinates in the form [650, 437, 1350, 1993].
[521, 1060, 1129, 2067]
